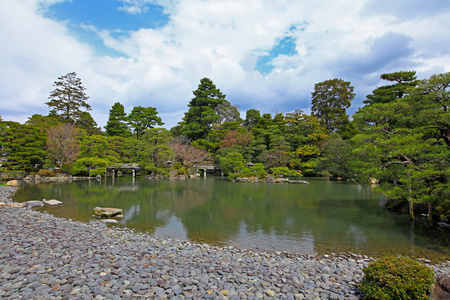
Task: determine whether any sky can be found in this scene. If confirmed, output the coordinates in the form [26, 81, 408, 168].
[1, 0, 450, 129]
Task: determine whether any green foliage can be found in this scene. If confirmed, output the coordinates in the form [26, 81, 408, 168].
[179, 78, 227, 140]
[311, 78, 355, 132]
[270, 167, 302, 177]
[173, 162, 186, 175]
[359, 255, 435, 300]
[244, 109, 261, 129]
[0, 121, 47, 172]
[128, 106, 164, 139]
[75, 111, 102, 135]
[364, 71, 418, 105]
[219, 152, 246, 175]
[45, 72, 91, 123]
[72, 157, 110, 176]
[351, 72, 450, 221]
[239, 163, 267, 179]
[36, 169, 54, 177]
[138, 128, 173, 170]
[105, 102, 131, 137]
[318, 133, 352, 178]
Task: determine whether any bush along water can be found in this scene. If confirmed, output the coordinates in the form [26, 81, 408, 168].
[359, 255, 435, 300]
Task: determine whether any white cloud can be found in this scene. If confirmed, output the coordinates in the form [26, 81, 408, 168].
[1, 0, 449, 128]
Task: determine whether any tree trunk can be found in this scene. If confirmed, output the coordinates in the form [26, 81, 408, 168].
[409, 200, 414, 221]
[428, 201, 433, 227]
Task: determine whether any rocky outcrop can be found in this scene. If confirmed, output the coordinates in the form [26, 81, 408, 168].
[265, 176, 276, 183]
[0, 172, 27, 180]
[431, 273, 450, 300]
[92, 207, 124, 218]
[5, 180, 20, 187]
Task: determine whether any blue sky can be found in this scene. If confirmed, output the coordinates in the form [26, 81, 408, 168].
[1, 0, 450, 129]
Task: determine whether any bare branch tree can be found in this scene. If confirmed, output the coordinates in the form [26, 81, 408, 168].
[46, 123, 79, 169]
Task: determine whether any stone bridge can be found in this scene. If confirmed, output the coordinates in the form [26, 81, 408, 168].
[192, 164, 221, 176]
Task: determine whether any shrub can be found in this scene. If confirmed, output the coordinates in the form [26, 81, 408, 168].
[36, 169, 54, 177]
[359, 255, 435, 300]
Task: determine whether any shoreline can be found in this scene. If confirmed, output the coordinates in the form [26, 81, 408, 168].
[1, 186, 449, 299]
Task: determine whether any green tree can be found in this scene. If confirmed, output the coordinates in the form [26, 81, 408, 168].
[26, 114, 62, 131]
[219, 152, 246, 175]
[244, 109, 261, 130]
[311, 78, 355, 132]
[179, 78, 226, 140]
[0, 121, 46, 171]
[318, 133, 353, 178]
[76, 112, 102, 135]
[351, 72, 450, 223]
[72, 157, 110, 177]
[128, 106, 164, 139]
[138, 128, 174, 171]
[363, 71, 418, 105]
[105, 102, 131, 137]
[45, 72, 91, 123]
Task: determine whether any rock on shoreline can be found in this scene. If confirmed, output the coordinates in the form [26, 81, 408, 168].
[1, 186, 449, 299]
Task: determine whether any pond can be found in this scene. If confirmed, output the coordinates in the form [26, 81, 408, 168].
[13, 176, 450, 262]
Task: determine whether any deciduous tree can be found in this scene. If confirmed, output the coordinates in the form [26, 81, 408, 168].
[46, 123, 79, 169]
[311, 78, 355, 132]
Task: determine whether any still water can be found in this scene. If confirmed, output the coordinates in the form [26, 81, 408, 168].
[14, 177, 450, 261]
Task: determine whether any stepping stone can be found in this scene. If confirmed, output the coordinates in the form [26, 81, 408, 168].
[43, 199, 63, 206]
[26, 201, 44, 208]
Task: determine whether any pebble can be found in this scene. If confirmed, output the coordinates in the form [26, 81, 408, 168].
[0, 186, 448, 299]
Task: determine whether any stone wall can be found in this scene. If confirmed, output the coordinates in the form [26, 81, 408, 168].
[0, 172, 28, 181]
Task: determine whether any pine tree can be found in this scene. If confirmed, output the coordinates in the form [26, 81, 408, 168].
[180, 78, 226, 140]
[46, 72, 91, 123]
[105, 102, 131, 137]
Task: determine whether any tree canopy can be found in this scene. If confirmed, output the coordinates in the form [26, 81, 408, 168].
[179, 78, 227, 140]
[311, 78, 354, 132]
[45, 72, 91, 123]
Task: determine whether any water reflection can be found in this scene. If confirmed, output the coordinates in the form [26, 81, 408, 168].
[14, 177, 450, 261]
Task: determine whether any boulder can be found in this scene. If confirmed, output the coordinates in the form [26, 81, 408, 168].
[92, 207, 124, 218]
[430, 273, 450, 300]
[6, 180, 20, 187]
[23, 175, 35, 182]
[265, 176, 276, 183]
[26, 200, 44, 208]
[43, 199, 63, 206]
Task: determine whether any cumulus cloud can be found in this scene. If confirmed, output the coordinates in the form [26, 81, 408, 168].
[1, 0, 449, 128]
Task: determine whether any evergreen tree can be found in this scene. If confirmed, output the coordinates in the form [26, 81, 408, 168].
[311, 78, 355, 132]
[105, 102, 131, 137]
[0, 121, 46, 171]
[364, 71, 418, 105]
[46, 72, 91, 123]
[180, 78, 226, 140]
[351, 72, 449, 223]
[128, 106, 164, 139]
[76, 112, 102, 135]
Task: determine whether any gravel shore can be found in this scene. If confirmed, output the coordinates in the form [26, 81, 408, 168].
[1, 186, 449, 299]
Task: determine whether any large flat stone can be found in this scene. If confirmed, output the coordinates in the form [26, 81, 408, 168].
[43, 199, 63, 206]
[92, 207, 124, 218]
